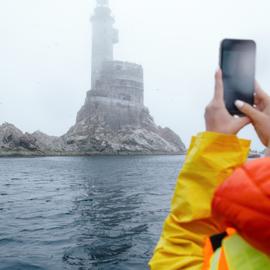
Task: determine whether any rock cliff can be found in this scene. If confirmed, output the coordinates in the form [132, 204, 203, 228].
[62, 103, 185, 155]
[0, 120, 185, 156]
[0, 123, 65, 156]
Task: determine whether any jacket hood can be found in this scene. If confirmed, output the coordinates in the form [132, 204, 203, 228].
[212, 157, 270, 255]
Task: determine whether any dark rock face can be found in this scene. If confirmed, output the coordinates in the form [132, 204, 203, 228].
[0, 123, 65, 156]
[62, 98, 186, 155]
[0, 123, 38, 155]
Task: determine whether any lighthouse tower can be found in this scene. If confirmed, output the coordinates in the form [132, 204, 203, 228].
[68, 0, 185, 155]
[91, 0, 119, 89]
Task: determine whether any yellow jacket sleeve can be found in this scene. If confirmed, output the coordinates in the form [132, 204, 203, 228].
[149, 131, 250, 270]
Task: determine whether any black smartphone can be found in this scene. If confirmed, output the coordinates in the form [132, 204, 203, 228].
[220, 39, 256, 115]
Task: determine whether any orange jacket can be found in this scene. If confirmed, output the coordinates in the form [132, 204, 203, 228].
[212, 157, 270, 256]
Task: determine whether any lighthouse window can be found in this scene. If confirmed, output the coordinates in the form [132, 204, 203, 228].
[120, 94, 131, 101]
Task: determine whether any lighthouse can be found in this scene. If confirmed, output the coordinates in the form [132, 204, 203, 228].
[91, 0, 119, 89]
[66, 0, 186, 155]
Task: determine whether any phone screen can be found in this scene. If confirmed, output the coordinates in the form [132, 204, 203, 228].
[220, 39, 256, 115]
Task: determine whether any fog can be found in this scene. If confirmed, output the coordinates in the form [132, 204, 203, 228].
[1, 0, 270, 150]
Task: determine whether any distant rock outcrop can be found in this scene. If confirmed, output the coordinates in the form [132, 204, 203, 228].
[0, 123, 64, 156]
[0, 123, 38, 155]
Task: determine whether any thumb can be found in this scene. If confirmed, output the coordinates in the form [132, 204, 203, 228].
[235, 100, 262, 122]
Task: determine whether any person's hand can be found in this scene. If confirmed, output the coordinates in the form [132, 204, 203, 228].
[235, 83, 270, 147]
[205, 69, 250, 134]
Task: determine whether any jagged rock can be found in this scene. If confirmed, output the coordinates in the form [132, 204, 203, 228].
[32, 131, 65, 152]
[0, 123, 40, 156]
[62, 98, 186, 155]
[0, 123, 64, 156]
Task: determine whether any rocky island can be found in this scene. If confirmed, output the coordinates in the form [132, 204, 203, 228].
[0, 0, 186, 157]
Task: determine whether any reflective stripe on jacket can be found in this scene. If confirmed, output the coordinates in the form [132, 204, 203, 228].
[204, 232, 270, 270]
[149, 132, 250, 269]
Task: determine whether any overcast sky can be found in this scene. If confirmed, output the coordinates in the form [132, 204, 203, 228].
[1, 0, 270, 150]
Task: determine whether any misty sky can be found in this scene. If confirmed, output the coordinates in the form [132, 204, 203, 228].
[1, 0, 270, 150]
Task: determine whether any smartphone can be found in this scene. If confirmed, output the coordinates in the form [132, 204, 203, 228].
[220, 39, 256, 115]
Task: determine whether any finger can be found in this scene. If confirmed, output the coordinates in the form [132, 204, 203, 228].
[255, 81, 269, 100]
[254, 93, 264, 109]
[235, 100, 262, 122]
[214, 68, 224, 101]
[254, 82, 269, 110]
[254, 84, 260, 105]
[254, 99, 264, 111]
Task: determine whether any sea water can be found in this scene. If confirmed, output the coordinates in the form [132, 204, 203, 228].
[0, 155, 184, 270]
